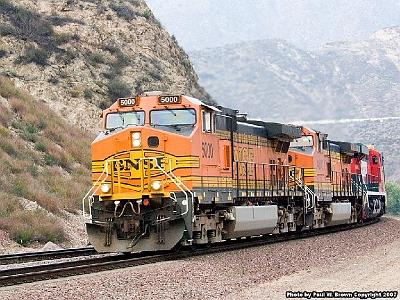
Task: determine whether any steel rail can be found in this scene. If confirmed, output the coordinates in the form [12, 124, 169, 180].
[0, 247, 97, 265]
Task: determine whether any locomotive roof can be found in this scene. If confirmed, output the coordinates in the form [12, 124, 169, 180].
[245, 120, 302, 140]
[330, 140, 369, 155]
[184, 95, 221, 112]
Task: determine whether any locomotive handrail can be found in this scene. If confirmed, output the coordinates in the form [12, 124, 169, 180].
[82, 161, 110, 218]
[288, 167, 315, 210]
[234, 161, 293, 197]
[350, 175, 368, 195]
[146, 157, 193, 216]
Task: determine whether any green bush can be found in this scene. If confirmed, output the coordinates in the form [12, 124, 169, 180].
[26, 123, 39, 133]
[20, 132, 36, 143]
[35, 141, 46, 152]
[109, 3, 137, 22]
[386, 182, 400, 216]
[106, 78, 131, 101]
[52, 32, 71, 45]
[84, 88, 93, 99]
[87, 51, 105, 67]
[44, 154, 55, 165]
[16, 45, 49, 66]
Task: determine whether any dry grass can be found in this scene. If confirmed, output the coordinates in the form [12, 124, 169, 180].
[0, 192, 66, 246]
[0, 75, 95, 246]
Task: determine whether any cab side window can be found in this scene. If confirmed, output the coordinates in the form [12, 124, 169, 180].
[202, 110, 215, 133]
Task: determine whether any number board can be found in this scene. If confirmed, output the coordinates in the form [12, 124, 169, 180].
[118, 97, 138, 107]
[158, 95, 181, 105]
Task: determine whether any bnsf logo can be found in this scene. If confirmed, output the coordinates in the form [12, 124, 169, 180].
[158, 96, 181, 104]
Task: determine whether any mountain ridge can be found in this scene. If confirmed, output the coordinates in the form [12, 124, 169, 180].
[188, 27, 400, 182]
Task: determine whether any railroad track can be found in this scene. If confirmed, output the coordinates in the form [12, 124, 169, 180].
[0, 218, 379, 287]
[0, 247, 97, 265]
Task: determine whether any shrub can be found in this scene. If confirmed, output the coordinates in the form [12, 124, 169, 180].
[87, 51, 105, 67]
[83, 88, 93, 99]
[0, 25, 15, 36]
[0, 125, 10, 136]
[0, 135, 19, 156]
[44, 154, 55, 165]
[0, 207, 67, 246]
[52, 33, 71, 45]
[70, 88, 81, 98]
[149, 70, 162, 81]
[128, 0, 140, 7]
[26, 123, 39, 133]
[106, 78, 131, 101]
[9, 96, 26, 114]
[16, 44, 49, 66]
[0, 194, 19, 217]
[28, 164, 38, 177]
[0, 103, 11, 126]
[48, 77, 59, 85]
[14, 228, 32, 246]
[11, 177, 29, 198]
[99, 100, 110, 110]
[20, 131, 36, 143]
[109, 3, 137, 22]
[35, 140, 46, 152]
[141, 10, 151, 20]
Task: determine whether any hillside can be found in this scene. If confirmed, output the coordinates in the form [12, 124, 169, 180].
[0, 75, 92, 250]
[0, 0, 212, 250]
[0, 0, 211, 133]
[189, 27, 400, 183]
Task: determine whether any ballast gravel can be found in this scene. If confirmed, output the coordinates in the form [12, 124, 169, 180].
[0, 216, 400, 300]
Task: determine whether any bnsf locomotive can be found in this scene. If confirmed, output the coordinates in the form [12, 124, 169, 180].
[83, 92, 386, 253]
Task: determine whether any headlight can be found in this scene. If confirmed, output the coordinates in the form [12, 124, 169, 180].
[151, 180, 162, 191]
[132, 132, 141, 147]
[101, 184, 110, 193]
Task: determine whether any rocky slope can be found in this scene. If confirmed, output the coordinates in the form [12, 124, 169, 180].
[0, 0, 211, 133]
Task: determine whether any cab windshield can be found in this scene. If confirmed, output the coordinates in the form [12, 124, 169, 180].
[105, 111, 145, 130]
[150, 108, 196, 126]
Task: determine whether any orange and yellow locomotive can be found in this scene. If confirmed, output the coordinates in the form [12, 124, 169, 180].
[83, 92, 386, 253]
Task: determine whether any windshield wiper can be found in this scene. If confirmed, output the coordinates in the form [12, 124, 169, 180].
[125, 111, 142, 127]
[164, 106, 177, 116]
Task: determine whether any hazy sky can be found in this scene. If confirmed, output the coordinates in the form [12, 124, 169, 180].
[146, 0, 400, 51]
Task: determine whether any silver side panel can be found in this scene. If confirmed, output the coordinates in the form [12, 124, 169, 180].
[225, 205, 278, 239]
[329, 203, 351, 226]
